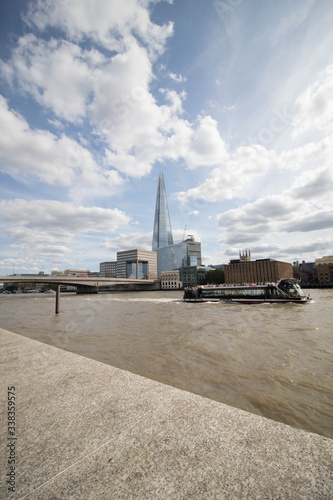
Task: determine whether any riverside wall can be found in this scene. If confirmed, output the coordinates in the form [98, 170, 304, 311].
[0, 327, 332, 499]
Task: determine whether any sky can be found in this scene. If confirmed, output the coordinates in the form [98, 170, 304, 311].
[0, 0, 333, 275]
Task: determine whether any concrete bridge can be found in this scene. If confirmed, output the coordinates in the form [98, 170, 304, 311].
[0, 275, 156, 293]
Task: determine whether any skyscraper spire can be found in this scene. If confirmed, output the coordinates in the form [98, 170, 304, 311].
[152, 173, 173, 251]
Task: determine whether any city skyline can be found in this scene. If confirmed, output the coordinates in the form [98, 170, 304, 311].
[0, 1, 333, 275]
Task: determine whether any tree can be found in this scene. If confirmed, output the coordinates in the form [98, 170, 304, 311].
[205, 269, 225, 284]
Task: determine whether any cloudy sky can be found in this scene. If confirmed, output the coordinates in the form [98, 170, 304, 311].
[0, 0, 333, 275]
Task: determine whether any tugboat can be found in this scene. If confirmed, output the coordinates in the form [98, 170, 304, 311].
[183, 279, 312, 304]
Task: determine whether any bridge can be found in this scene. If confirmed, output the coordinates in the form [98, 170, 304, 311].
[0, 275, 158, 313]
[0, 275, 156, 290]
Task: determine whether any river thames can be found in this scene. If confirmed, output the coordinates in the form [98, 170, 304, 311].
[0, 288, 332, 438]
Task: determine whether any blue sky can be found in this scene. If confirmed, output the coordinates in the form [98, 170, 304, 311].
[0, 0, 332, 275]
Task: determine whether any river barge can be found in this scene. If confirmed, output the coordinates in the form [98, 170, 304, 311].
[183, 279, 312, 304]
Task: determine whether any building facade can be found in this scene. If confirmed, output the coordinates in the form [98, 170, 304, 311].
[183, 236, 202, 266]
[51, 269, 90, 276]
[152, 173, 174, 251]
[181, 265, 214, 287]
[99, 261, 117, 278]
[157, 238, 202, 278]
[224, 258, 293, 284]
[116, 249, 157, 280]
[315, 256, 333, 284]
[293, 261, 316, 284]
[160, 270, 182, 289]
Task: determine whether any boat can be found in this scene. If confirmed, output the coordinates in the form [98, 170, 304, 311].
[183, 279, 312, 304]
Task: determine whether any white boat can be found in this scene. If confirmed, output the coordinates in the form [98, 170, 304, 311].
[183, 279, 312, 304]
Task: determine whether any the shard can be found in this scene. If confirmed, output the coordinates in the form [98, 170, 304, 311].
[152, 173, 174, 251]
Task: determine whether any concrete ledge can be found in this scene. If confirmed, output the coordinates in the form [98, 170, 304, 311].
[0, 328, 332, 499]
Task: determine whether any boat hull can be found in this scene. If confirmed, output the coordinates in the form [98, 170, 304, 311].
[184, 297, 311, 304]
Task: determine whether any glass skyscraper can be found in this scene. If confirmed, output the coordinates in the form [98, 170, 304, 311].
[152, 173, 174, 251]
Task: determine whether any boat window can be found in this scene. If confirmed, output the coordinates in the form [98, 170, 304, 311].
[294, 284, 306, 296]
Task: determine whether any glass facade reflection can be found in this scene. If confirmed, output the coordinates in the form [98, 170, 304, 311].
[189, 255, 198, 266]
[157, 243, 188, 278]
[152, 173, 173, 251]
[126, 261, 149, 279]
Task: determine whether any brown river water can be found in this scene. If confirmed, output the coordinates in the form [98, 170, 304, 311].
[0, 289, 332, 438]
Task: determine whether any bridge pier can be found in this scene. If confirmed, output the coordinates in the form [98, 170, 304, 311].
[55, 285, 60, 314]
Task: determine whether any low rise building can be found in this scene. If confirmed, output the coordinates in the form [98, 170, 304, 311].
[315, 256, 333, 284]
[181, 265, 214, 287]
[51, 269, 90, 276]
[161, 270, 182, 289]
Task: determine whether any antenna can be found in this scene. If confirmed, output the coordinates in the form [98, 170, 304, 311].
[183, 225, 187, 241]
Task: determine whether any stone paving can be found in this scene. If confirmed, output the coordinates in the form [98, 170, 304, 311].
[0, 328, 332, 499]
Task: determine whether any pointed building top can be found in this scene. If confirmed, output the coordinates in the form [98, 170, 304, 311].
[152, 173, 173, 251]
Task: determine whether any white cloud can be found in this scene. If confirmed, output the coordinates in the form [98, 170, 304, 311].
[277, 135, 333, 171]
[24, 0, 173, 56]
[0, 2, 232, 180]
[181, 115, 228, 168]
[0, 95, 82, 185]
[0, 95, 125, 193]
[290, 166, 333, 203]
[172, 228, 201, 243]
[169, 72, 187, 82]
[0, 200, 130, 249]
[217, 169, 333, 248]
[96, 72, 228, 176]
[292, 64, 333, 137]
[220, 238, 333, 263]
[177, 64, 333, 210]
[282, 209, 333, 233]
[0, 256, 45, 274]
[101, 232, 153, 257]
[177, 144, 273, 203]
[276, 238, 333, 257]
[1, 36, 100, 123]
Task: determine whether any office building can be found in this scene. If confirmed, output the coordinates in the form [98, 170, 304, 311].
[99, 261, 117, 278]
[183, 235, 202, 266]
[157, 237, 202, 278]
[152, 173, 173, 251]
[117, 249, 157, 280]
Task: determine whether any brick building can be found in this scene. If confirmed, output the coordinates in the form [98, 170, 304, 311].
[224, 258, 293, 285]
[315, 256, 333, 284]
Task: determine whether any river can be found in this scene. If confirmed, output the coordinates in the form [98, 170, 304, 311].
[0, 289, 332, 438]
